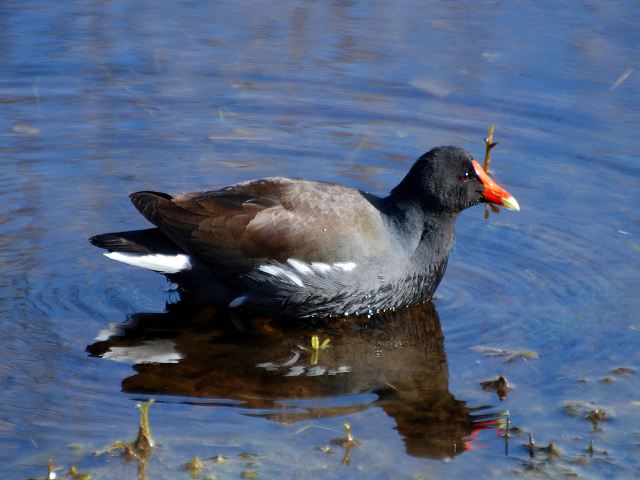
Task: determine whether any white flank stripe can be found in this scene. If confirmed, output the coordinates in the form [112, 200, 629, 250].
[283, 271, 304, 287]
[104, 252, 192, 274]
[333, 262, 357, 272]
[311, 262, 332, 273]
[258, 264, 304, 288]
[258, 265, 287, 277]
[287, 258, 313, 275]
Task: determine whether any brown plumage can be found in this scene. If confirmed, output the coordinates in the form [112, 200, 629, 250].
[130, 178, 394, 275]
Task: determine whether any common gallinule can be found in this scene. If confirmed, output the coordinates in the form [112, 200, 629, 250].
[90, 146, 519, 317]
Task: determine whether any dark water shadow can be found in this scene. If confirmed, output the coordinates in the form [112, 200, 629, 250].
[87, 302, 500, 459]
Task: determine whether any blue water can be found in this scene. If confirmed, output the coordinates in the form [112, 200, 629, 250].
[1, 1, 639, 478]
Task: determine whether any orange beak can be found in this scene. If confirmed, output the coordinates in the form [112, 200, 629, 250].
[471, 160, 520, 211]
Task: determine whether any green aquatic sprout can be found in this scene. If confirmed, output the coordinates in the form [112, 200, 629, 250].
[47, 458, 58, 480]
[524, 433, 536, 458]
[523, 433, 563, 460]
[562, 400, 609, 431]
[133, 399, 155, 454]
[184, 456, 204, 478]
[297, 335, 331, 365]
[329, 422, 361, 465]
[298, 334, 331, 351]
[95, 399, 155, 480]
[68, 464, 92, 480]
[339, 422, 359, 465]
[41, 458, 93, 480]
[342, 422, 354, 444]
[586, 407, 607, 430]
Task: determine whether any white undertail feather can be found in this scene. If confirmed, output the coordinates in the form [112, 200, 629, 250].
[101, 339, 182, 364]
[104, 252, 192, 274]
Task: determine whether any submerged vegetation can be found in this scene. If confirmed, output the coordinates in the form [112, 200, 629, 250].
[480, 375, 511, 400]
[471, 345, 539, 363]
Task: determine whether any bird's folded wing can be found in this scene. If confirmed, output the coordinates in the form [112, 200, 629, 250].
[130, 178, 389, 275]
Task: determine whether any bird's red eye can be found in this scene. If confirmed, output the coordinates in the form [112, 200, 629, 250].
[460, 171, 472, 182]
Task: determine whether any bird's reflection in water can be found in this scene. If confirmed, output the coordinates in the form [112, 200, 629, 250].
[87, 301, 500, 459]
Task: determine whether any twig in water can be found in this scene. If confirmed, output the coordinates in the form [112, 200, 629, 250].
[483, 125, 499, 219]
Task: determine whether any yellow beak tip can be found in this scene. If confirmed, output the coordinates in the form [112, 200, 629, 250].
[502, 196, 520, 211]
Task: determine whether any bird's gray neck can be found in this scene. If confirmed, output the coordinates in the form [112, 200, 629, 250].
[381, 194, 458, 270]
[412, 212, 456, 266]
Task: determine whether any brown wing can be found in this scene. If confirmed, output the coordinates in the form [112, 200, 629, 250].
[130, 177, 390, 275]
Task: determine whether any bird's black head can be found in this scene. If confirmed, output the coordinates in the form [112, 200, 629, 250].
[391, 146, 519, 214]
